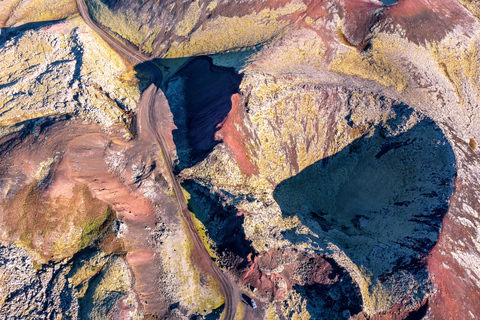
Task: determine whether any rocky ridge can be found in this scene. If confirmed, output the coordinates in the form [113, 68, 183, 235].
[0, 0, 77, 29]
[0, 16, 139, 131]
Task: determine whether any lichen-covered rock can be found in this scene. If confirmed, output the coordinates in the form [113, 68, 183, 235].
[0, 12, 152, 320]
[157, 218, 225, 317]
[0, 16, 139, 129]
[455, 0, 480, 19]
[84, 0, 307, 57]
[0, 0, 77, 28]
[2, 0, 480, 318]
[179, 0, 480, 318]
[184, 81, 456, 314]
[0, 244, 79, 319]
[75, 253, 141, 319]
[2, 182, 115, 264]
[0, 242, 140, 320]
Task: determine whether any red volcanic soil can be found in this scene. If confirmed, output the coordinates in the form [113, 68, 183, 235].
[338, 0, 476, 47]
[175, 57, 243, 160]
[125, 249, 166, 312]
[339, 0, 383, 47]
[242, 249, 362, 317]
[216, 93, 259, 176]
[0, 114, 171, 316]
[385, 0, 476, 44]
[242, 250, 337, 300]
[427, 177, 480, 320]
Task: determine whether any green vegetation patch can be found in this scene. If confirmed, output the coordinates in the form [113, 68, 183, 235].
[180, 186, 218, 260]
[2, 183, 114, 264]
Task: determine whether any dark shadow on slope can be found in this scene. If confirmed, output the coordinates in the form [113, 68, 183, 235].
[293, 264, 362, 320]
[129, 60, 163, 138]
[133, 61, 159, 91]
[181, 180, 254, 271]
[161, 56, 243, 169]
[77, 257, 126, 319]
[404, 300, 429, 320]
[91, 0, 123, 10]
[273, 110, 456, 315]
[0, 29, 5, 46]
[203, 303, 225, 320]
[0, 115, 71, 155]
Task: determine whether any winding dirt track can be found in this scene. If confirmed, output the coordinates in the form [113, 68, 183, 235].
[75, 1, 238, 318]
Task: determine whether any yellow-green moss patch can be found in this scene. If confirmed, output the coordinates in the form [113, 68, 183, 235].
[329, 46, 408, 92]
[165, 2, 306, 58]
[234, 300, 245, 320]
[181, 186, 218, 260]
[3, 183, 114, 264]
[85, 0, 161, 53]
[457, 0, 480, 19]
[429, 37, 480, 107]
[1, 0, 77, 28]
[161, 218, 224, 315]
[281, 289, 311, 320]
[176, 0, 202, 37]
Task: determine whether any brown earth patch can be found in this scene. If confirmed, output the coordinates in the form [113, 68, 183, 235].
[2, 182, 113, 263]
[0, 112, 176, 314]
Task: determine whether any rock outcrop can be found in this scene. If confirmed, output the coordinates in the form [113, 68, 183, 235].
[0, 0, 77, 28]
[84, 0, 307, 57]
[0, 16, 139, 130]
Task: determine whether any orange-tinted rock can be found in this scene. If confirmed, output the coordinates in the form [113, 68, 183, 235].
[216, 93, 259, 176]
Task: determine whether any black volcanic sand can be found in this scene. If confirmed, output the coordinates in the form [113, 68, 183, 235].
[274, 106, 456, 305]
[163, 56, 243, 167]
